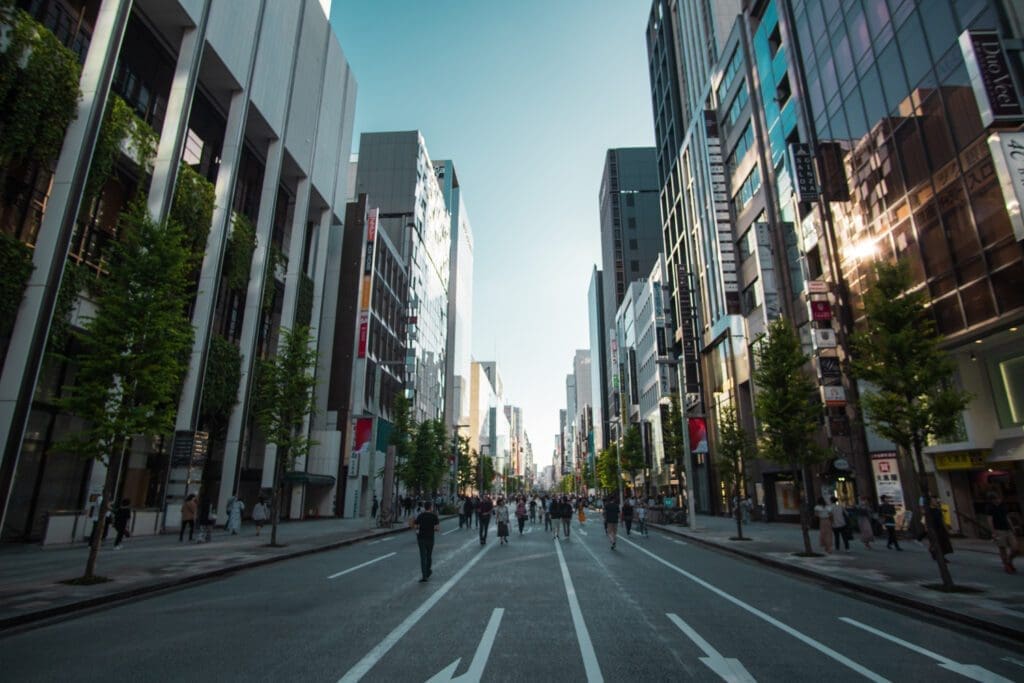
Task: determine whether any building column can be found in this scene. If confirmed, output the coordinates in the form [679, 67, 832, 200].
[0, 0, 133, 533]
[145, 0, 210, 224]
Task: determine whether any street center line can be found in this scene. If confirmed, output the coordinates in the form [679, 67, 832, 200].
[554, 537, 603, 682]
[337, 538, 492, 683]
[840, 617, 1013, 683]
[441, 527, 459, 536]
[328, 552, 396, 580]
[619, 536, 888, 683]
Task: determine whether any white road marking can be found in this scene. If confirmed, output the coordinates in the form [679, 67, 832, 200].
[578, 528, 588, 536]
[426, 608, 504, 682]
[667, 613, 756, 682]
[840, 618, 1013, 682]
[368, 536, 396, 545]
[338, 538, 493, 683]
[619, 536, 888, 683]
[328, 552, 396, 580]
[672, 539, 687, 546]
[554, 537, 603, 682]
[1003, 656, 1024, 670]
[442, 527, 459, 536]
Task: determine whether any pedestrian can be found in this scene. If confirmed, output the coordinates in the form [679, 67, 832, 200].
[529, 497, 537, 524]
[604, 496, 620, 550]
[637, 500, 648, 536]
[550, 495, 562, 539]
[561, 496, 572, 540]
[472, 495, 480, 528]
[496, 497, 511, 545]
[543, 495, 553, 532]
[516, 497, 527, 534]
[252, 498, 269, 536]
[985, 491, 1018, 573]
[197, 497, 215, 543]
[179, 494, 198, 542]
[112, 498, 132, 549]
[577, 500, 587, 529]
[226, 495, 245, 535]
[478, 494, 494, 545]
[830, 496, 851, 551]
[741, 496, 753, 524]
[371, 494, 379, 521]
[920, 496, 953, 561]
[622, 497, 635, 536]
[878, 495, 901, 550]
[813, 497, 833, 554]
[853, 496, 874, 549]
[415, 501, 440, 582]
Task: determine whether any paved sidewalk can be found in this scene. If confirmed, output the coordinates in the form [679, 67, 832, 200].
[651, 515, 1024, 642]
[0, 515, 431, 632]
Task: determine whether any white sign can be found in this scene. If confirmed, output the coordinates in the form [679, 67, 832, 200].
[821, 385, 846, 406]
[806, 279, 829, 294]
[988, 131, 1024, 241]
[812, 328, 837, 349]
[871, 452, 904, 510]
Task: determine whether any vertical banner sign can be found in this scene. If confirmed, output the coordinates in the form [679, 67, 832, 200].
[357, 208, 379, 358]
[348, 417, 373, 476]
[871, 452, 904, 509]
[687, 417, 708, 454]
[788, 142, 820, 202]
[960, 30, 1024, 129]
[809, 301, 832, 321]
[988, 131, 1024, 241]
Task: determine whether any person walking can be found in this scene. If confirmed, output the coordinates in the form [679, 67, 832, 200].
[985, 491, 1019, 573]
[472, 495, 480, 529]
[371, 494, 379, 522]
[529, 497, 538, 524]
[551, 496, 563, 539]
[636, 500, 648, 536]
[604, 496, 620, 550]
[179, 494, 198, 542]
[515, 497, 527, 535]
[813, 497, 834, 554]
[830, 496, 851, 551]
[543, 495, 553, 533]
[853, 496, 875, 549]
[878, 495, 901, 550]
[622, 498, 635, 536]
[478, 494, 494, 545]
[252, 498, 269, 536]
[112, 498, 132, 549]
[225, 495, 245, 535]
[577, 499, 587, 529]
[415, 501, 440, 582]
[496, 498, 511, 545]
[561, 496, 573, 540]
[462, 495, 473, 530]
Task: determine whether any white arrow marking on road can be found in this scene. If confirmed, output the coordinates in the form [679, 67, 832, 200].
[555, 536, 603, 682]
[328, 552, 396, 580]
[619, 536, 888, 682]
[425, 608, 504, 683]
[839, 618, 1013, 682]
[578, 528, 588, 536]
[667, 613, 755, 682]
[338, 538, 493, 683]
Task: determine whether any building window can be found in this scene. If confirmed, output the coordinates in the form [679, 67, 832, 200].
[629, 239, 638, 250]
[631, 260, 640, 272]
[183, 128, 204, 166]
[988, 351, 1024, 428]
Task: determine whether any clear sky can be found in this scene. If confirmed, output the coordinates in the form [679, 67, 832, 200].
[330, 1, 655, 469]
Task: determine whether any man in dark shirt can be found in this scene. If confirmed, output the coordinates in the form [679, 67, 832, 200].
[986, 491, 1018, 573]
[415, 501, 440, 582]
[478, 495, 494, 545]
[604, 497, 621, 550]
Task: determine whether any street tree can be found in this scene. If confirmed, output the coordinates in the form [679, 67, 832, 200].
[597, 444, 619, 493]
[663, 396, 686, 502]
[388, 394, 414, 493]
[455, 435, 473, 494]
[753, 317, 825, 555]
[580, 457, 596, 492]
[253, 325, 318, 547]
[58, 203, 194, 582]
[621, 424, 645, 492]
[478, 453, 496, 493]
[850, 260, 971, 589]
[716, 404, 753, 541]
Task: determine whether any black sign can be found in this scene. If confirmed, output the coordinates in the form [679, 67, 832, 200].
[789, 143, 819, 202]
[818, 356, 842, 385]
[960, 30, 1024, 128]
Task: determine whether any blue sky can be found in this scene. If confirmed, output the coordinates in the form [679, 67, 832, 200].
[330, 1, 655, 467]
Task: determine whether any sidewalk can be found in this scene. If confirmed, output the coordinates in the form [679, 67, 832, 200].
[652, 515, 1024, 643]
[0, 515, 429, 633]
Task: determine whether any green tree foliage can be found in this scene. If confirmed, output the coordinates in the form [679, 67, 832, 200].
[620, 424, 645, 484]
[46, 261, 88, 355]
[0, 231, 33, 343]
[663, 395, 685, 479]
[716, 404, 753, 540]
[199, 334, 241, 441]
[225, 213, 256, 291]
[58, 203, 194, 580]
[580, 457, 595, 490]
[850, 260, 971, 588]
[0, 4, 81, 165]
[753, 317, 824, 555]
[262, 245, 283, 312]
[253, 325, 317, 546]
[479, 453, 496, 493]
[388, 394, 414, 490]
[456, 437, 473, 493]
[82, 96, 133, 207]
[171, 163, 216, 264]
[296, 274, 314, 328]
[597, 444, 620, 492]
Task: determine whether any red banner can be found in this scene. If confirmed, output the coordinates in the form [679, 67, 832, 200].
[810, 301, 832, 321]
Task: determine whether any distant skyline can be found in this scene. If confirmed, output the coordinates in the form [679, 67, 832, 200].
[330, 1, 656, 468]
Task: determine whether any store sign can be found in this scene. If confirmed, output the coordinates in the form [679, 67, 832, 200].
[828, 415, 850, 436]
[806, 279, 829, 294]
[988, 131, 1024, 241]
[818, 356, 842, 385]
[960, 30, 1024, 128]
[788, 142, 820, 202]
[809, 301, 832, 321]
[812, 328, 837, 350]
[357, 311, 369, 358]
[934, 450, 988, 471]
[348, 417, 373, 476]
[870, 452, 903, 508]
[821, 385, 846, 406]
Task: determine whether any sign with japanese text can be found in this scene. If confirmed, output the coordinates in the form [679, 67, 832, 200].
[809, 301, 832, 321]
[871, 452, 904, 508]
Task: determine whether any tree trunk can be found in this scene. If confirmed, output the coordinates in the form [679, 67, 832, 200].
[797, 464, 813, 555]
[734, 481, 745, 540]
[269, 446, 288, 547]
[913, 439, 955, 589]
[82, 441, 127, 580]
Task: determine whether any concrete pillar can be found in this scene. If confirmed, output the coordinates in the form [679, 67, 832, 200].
[0, 0, 134, 533]
[145, 0, 210, 224]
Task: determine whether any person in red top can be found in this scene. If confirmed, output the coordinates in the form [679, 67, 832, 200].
[515, 497, 528, 535]
[478, 494, 494, 545]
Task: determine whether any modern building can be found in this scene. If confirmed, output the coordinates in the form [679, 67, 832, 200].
[0, 0, 357, 540]
[354, 132, 451, 425]
[572, 349, 593, 480]
[587, 268, 610, 454]
[468, 360, 509, 492]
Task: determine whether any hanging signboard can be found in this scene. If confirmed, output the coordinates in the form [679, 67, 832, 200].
[871, 451, 904, 509]
[818, 356, 842, 385]
[788, 142, 820, 202]
[821, 385, 846, 406]
[988, 131, 1024, 241]
[812, 328, 837, 350]
[809, 301, 832, 321]
[960, 30, 1024, 128]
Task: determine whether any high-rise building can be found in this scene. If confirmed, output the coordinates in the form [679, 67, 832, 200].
[354, 132, 452, 425]
[587, 268, 609, 454]
[572, 350, 593, 479]
[0, 0, 357, 540]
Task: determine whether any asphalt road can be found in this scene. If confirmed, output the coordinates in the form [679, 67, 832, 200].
[1, 514, 1022, 682]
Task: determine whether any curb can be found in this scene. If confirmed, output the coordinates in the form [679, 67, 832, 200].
[0, 517, 445, 635]
[649, 523, 1024, 645]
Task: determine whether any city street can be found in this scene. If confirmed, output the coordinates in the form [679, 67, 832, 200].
[1, 515, 1021, 683]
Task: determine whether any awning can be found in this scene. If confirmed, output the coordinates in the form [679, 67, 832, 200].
[283, 472, 336, 487]
[989, 435, 1024, 463]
